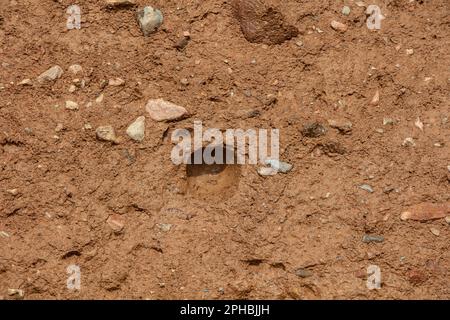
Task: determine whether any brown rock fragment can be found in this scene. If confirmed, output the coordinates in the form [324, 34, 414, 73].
[232, 0, 298, 45]
[401, 202, 450, 221]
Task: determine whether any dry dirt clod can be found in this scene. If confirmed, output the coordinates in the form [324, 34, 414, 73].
[401, 202, 450, 221]
[126, 116, 145, 142]
[37, 65, 63, 83]
[330, 20, 348, 32]
[232, 0, 298, 45]
[96, 125, 118, 143]
[301, 122, 327, 138]
[137, 6, 163, 36]
[145, 99, 187, 122]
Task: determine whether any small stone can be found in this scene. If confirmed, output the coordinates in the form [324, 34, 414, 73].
[105, 0, 136, 7]
[327, 119, 352, 134]
[96, 94, 104, 104]
[359, 184, 374, 193]
[295, 268, 313, 278]
[55, 123, 64, 132]
[0, 231, 10, 238]
[145, 98, 187, 122]
[265, 159, 292, 173]
[301, 122, 326, 138]
[6, 189, 18, 196]
[37, 65, 63, 83]
[136, 6, 163, 36]
[401, 202, 450, 221]
[19, 79, 32, 86]
[445, 216, 450, 224]
[126, 116, 145, 142]
[447, 165, 450, 173]
[108, 78, 125, 86]
[430, 228, 440, 237]
[257, 167, 278, 176]
[84, 123, 93, 130]
[370, 90, 380, 106]
[415, 117, 424, 131]
[402, 137, 415, 147]
[406, 49, 414, 55]
[362, 234, 384, 243]
[96, 125, 118, 143]
[174, 35, 190, 50]
[107, 215, 125, 233]
[342, 6, 351, 16]
[331, 20, 348, 32]
[383, 118, 395, 125]
[7, 289, 24, 300]
[158, 223, 172, 232]
[68, 64, 83, 74]
[68, 84, 77, 93]
[180, 78, 189, 86]
[65, 100, 79, 110]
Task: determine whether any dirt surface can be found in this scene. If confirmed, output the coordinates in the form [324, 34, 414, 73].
[0, 0, 449, 300]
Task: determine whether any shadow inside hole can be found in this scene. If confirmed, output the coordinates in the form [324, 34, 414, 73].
[186, 145, 241, 200]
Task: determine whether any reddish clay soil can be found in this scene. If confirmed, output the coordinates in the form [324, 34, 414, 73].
[0, 0, 449, 299]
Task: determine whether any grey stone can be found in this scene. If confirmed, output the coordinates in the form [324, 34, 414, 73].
[37, 65, 63, 83]
[137, 6, 163, 36]
[362, 234, 384, 243]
